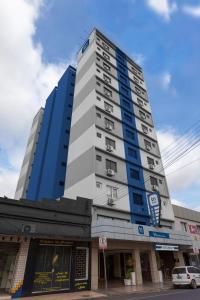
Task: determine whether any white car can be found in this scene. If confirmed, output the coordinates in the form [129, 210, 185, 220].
[172, 266, 200, 289]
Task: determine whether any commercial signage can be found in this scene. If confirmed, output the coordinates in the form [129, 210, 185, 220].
[155, 244, 179, 251]
[99, 237, 107, 250]
[149, 231, 170, 239]
[189, 224, 197, 234]
[147, 192, 161, 226]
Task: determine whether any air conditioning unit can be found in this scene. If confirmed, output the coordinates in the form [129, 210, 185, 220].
[21, 224, 36, 235]
[152, 185, 158, 191]
[107, 198, 115, 206]
[149, 164, 154, 170]
[106, 144, 114, 152]
[105, 106, 112, 113]
[105, 124, 112, 131]
[146, 145, 151, 151]
[106, 169, 115, 176]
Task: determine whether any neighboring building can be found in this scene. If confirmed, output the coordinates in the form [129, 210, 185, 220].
[173, 204, 200, 267]
[63, 29, 193, 289]
[64, 28, 174, 226]
[0, 196, 91, 298]
[15, 108, 44, 200]
[15, 66, 76, 201]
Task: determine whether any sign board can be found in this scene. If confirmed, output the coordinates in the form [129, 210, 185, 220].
[99, 237, 107, 250]
[149, 231, 170, 239]
[155, 244, 179, 251]
[193, 246, 199, 254]
[147, 192, 161, 226]
[138, 225, 144, 235]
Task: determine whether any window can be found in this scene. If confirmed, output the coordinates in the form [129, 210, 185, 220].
[126, 129, 134, 140]
[96, 132, 102, 138]
[102, 42, 109, 51]
[135, 87, 141, 95]
[133, 76, 139, 83]
[142, 124, 148, 134]
[120, 74, 127, 83]
[104, 102, 113, 113]
[128, 147, 137, 158]
[124, 113, 132, 123]
[119, 64, 125, 72]
[180, 222, 187, 232]
[130, 168, 140, 180]
[147, 157, 154, 166]
[75, 247, 89, 280]
[96, 112, 101, 118]
[97, 96, 101, 101]
[139, 110, 146, 120]
[133, 193, 143, 205]
[121, 86, 129, 96]
[96, 155, 102, 161]
[107, 185, 118, 199]
[138, 98, 143, 107]
[67, 117, 71, 120]
[103, 52, 110, 61]
[96, 181, 102, 188]
[96, 68, 101, 73]
[103, 62, 110, 71]
[96, 81, 101, 86]
[103, 74, 111, 84]
[150, 176, 158, 186]
[105, 137, 116, 149]
[59, 181, 64, 186]
[105, 118, 114, 130]
[132, 66, 137, 74]
[159, 179, 163, 184]
[123, 99, 130, 109]
[104, 87, 112, 98]
[64, 145, 68, 149]
[61, 162, 66, 167]
[106, 159, 117, 172]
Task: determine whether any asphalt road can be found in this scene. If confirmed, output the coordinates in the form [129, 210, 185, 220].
[100, 288, 200, 300]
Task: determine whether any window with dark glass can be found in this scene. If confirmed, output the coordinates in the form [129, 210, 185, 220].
[130, 168, 140, 180]
[135, 87, 141, 95]
[102, 42, 109, 51]
[150, 176, 158, 186]
[104, 102, 113, 112]
[144, 139, 151, 150]
[103, 62, 110, 71]
[121, 86, 129, 96]
[103, 52, 110, 61]
[123, 99, 130, 109]
[139, 110, 146, 120]
[96, 155, 102, 161]
[120, 74, 127, 83]
[126, 129, 134, 140]
[128, 147, 137, 158]
[106, 159, 117, 172]
[103, 74, 111, 84]
[133, 193, 143, 205]
[147, 157, 154, 166]
[124, 113, 132, 123]
[142, 124, 148, 134]
[97, 132, 102, 138]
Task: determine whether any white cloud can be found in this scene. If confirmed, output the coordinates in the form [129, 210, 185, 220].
[182, 5, 200, 18]
[131, 53, 146, 66]
[160, 71, 171, 89]
[0, 0, 75, 198]
[171, 198, 189, 208]
[146, 0, 177, 21]
[157, 129, 200, 194]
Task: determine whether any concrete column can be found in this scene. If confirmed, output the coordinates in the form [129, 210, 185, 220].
[132, 249, 143, 285]
[91, 242, 99, 290]
[149, 250, 160, 283]
[10, 239, 30, 298]
[174, 251, 185, 266]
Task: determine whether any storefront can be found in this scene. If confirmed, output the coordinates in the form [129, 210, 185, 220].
[0, 196, 92, 298]
[91, 205, 193, 289]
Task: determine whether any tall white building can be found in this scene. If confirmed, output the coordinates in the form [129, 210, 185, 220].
[64, 28, 174, 227]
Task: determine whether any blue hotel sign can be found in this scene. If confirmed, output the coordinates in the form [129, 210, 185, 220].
[148, 192, 161, 226]
[149, 231, 170, 239]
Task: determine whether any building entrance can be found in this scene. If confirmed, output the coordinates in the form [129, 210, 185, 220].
[0, 242, 19, 294]
[140, 252, 152, 282]
[157, 251, 175, 280]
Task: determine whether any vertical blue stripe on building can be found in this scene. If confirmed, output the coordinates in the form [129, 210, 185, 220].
[115, 49, 149, 225]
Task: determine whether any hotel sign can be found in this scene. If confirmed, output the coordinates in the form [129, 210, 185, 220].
[148, 192, 161, 226]
[155, 244, 179, 251]
[149, 231, 170, 239]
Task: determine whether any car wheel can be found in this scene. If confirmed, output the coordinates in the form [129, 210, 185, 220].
[191, 279, 197, 289]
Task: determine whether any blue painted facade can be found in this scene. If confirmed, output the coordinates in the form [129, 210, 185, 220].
[115, 49, 150, 225]
[27, 66, 76, 201]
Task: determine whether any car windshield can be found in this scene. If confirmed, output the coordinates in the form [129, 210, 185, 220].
[172, 267, 186, 274]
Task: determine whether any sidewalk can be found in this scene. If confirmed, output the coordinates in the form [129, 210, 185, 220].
[0, 282, 173, 300]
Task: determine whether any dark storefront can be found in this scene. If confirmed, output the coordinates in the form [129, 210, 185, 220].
[0, 196, 92, 297]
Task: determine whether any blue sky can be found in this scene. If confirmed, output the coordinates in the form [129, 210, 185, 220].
[0, 0, 200, 208]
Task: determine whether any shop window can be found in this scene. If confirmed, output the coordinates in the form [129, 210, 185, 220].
[75, 247, 89, 280]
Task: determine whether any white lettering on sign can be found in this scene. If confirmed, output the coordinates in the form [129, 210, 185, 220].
[149, 194, 159, 206]
[99, 237, 107, 250]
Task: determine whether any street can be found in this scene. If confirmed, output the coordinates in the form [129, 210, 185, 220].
[101, 288, 200, 300]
